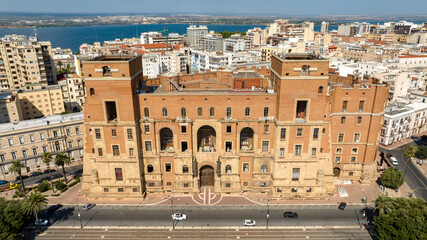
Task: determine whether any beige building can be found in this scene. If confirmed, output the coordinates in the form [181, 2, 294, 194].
[18, 86, 65, 119]
[58, 74, 85, 112]
[0, 112, 84, 177]
[0, 34, 57, 90]
[0, 92, 23, 123]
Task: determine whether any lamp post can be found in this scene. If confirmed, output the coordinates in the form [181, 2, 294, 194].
[171, 190, 175, 230]
[77, 190, 83, 229]
[266, 190, 270, 229]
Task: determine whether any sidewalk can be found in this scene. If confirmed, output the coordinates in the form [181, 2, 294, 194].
[1, 161, 82, 181]
[380, 131, 426, 150]
[412, 158, 426, 176]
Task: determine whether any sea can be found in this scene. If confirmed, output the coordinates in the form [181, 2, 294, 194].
[0, 24, 337, 52]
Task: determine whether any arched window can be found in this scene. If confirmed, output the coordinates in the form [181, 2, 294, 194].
[198, 107, 203, 117]
[181, 108, 186, 118]
[318, 86, 323, 94]
[341, 116, 346, 124]
[89, 88, 95, 96]
[144, 108, 149, 118]
[226, 107, 232, 118]
[225, 165, 232, 174]
[357, 116, 362, 124]
[264, 107, 269, 117]
[162, 108, 167, 117]
[210, 107, 215, 117]
[261, 164, 267, 173]
[182, 165, 189, 173]
[147, 164, 154, 173]
[245, 107, 250, 117]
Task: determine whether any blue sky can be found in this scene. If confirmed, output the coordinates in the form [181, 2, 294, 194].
[1, 0, 425, 15]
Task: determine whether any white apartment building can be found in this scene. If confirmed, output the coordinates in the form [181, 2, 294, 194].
[142, 53, 178, 79]
[397, 54, 427, 69]
[58, 74, 85, 112]
[186, 25, 208, 49]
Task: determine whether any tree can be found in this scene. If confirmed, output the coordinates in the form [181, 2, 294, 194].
[57, 61, 63, 70]
[416, 145, 427, 159]
[54, 152, 71, 182]
[42, 152, 55, 190]
[21, 192, 47, 230]
[404, 145, 418, 159]
[380, 167, 404, 189]
[0, 198, 31, 240]
[374, 195, 393, 216]
[9, 160, 26, 195]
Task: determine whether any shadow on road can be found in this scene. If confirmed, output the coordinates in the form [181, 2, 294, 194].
[51, 206, 75, 223]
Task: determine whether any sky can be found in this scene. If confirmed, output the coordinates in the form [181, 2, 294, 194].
[0, 0, 426, 15]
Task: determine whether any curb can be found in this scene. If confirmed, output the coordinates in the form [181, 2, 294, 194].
[49, 225, 361, 230]
[59, 203, 373, 207]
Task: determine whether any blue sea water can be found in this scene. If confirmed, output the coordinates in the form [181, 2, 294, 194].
[0, 24, 338, 52]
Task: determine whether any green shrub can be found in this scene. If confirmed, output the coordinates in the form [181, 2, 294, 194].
[55, 181, 67, 190]
[60, 187, 68, 193]
[380, 167, 404, 189]
[51, 193, 61, 197]
[74, 176, 80, 182]
[37, 180, 50, 192]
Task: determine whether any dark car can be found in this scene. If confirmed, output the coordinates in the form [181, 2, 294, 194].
[0, 180, 8, 185]
[338, 202, 347, 210]
[414, 135, 427, 143]
[36, 176, 51, 184]
[284, 211, 298, 218]
[15, 175, 29, 181]
[386, 153, 393, 159]
[51, 174, 63, 180]
[47, 204, 63, 213]
[29, 172, 43, 177]
[43, 169, 56, 174]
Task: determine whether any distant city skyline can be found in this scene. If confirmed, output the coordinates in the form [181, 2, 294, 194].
[1, 0, 426, 16]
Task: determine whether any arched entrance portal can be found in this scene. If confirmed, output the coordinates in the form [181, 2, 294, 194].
[333, 167, 341, 177]
[199, 165, 215, 187]
[197, 126, 216, 152]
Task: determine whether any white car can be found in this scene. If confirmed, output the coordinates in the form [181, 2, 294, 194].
[243, 219, 256, 226]
[390, 157, 398, 166]
[172, 213, 186, 221]
[35, 219, 49, 226]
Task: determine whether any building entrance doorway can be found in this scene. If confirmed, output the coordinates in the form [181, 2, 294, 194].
[199, 165, 214, 187]
[333, 167, 341, 177]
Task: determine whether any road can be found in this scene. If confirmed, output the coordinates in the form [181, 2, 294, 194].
[380, 142, 427, 200]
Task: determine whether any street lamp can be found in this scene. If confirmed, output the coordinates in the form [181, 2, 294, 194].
[77, 190, 83, 229]
[171, 190, 175, 230]
[266, 190, 270, 229]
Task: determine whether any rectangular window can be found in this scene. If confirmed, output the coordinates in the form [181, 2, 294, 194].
[262, 141, 269, 152]
[335, 157, 341, 163]
[352, 148, 358, 154]
[144, 125, 150, 133]
[292, 168, 300, 181]
[145, 141, 152, 151]
[29, 135, 34, 142]
[226, 125, 232, 133]
[338, 133, 344, 142]
[104, 188, 109, 192]
[184, 183, 189, 188]
[350, 156, 356, 163]
[75, 127, 80, 134]
[66, 129, 70, 136]
[357, 117, 362, 124]
[127, 129, 133, 140]
[349, 171, 354, 176]
[280, 148, 285, 156]
[243, 163, 249, 173]
[296, 128, 303, 137]
[295, 145, 302, 156]
[105, 101, 117, 122]
[181, 142, 188, 152]
[354, 133, 360, 143]
[225, 141, 232, 152]
[181, 125, 187, 134]
[336, 148, 342, 154]
[112, 145, 120, 156]
[359, 101, 365, 112]
[118, 188, 124, 192]
[243, 181, 249, 186]
[311, 148, 316, 156]
[165, 163, 171, 172]
[296, 101, 307, 121]
[19, 136, 24, 144]
[68, 141, 73, 149]
[111, 129, 117, 137]
[264, 125, 269, 134]
[280, 128, 286, 140]
[0, 154, 5, 163]
[42, 146, 47, 153]
[22, 150, 27, 158]
[115, 168, 123, 181]
[98, 148, 103, 156]
[342, 101, 348, 112]
[11, 152, 17, 160]
[32, 148, 37, 156]
[313, 128, 319, 139]
[95, 129, 101, 139]
[53, 131, 58, 137]
[40, 133, 44, 140]
[129, 148, 134, 157]
[8, 138, 13, 146]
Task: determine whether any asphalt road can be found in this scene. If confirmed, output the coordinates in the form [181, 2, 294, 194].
[46, 205, 366, 228]
[36, 228, 374, 240]
[380, 142, 427, 200]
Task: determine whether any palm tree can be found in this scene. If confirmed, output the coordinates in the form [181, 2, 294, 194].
[21, 192, 48, 230]
[375, 195, 393, 216]
[42, 152, 54, 190]
[9, 160, 26, 195]
[54, 152, 71, 182]
[404, 145, 418, 159]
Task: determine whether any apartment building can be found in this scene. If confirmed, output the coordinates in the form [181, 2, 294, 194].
[18, 86, 65, 119]
[80, 53, 388, 199]
[0, 35, 56, 90]
[0, 92, 23, 123]
[0, 112, 84, 177]
[58, 74, 85, 112]
[186, 25, 208, 49]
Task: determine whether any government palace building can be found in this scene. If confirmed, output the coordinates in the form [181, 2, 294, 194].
[80, 53, 389, 199]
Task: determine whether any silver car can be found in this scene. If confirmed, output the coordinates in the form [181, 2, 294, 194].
[83, 203, 96, 211]
[243, 219, 256, 226]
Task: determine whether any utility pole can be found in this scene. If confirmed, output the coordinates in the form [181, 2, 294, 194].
[171, 190, 175, 230]
[266, 190, 270, 229]
[77, 190, 83, 229]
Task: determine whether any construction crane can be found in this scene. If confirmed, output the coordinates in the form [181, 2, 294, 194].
[160, 27, 169, 51]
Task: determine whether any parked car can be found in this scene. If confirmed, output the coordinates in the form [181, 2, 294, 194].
[35, 219, 49, 226]
[51, 174, 63, 180]
[29, 172, 43, 177]
[338, 202, 347, 210]
[172, 213, 186, 221]
[386, 153, 393, 159]
[243, 219, 256, 226]
[83, 203, 96, 211]
[12, 175, 29, 183]
[36, 176, 51, 184]
[284, 212, 298, 218]
[47, 204, 63, 213]
[0, 180, 8, 185]
[414, 135, 427, 143]
[43, 169, 56, 174]
[390, 157, 398, 166]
